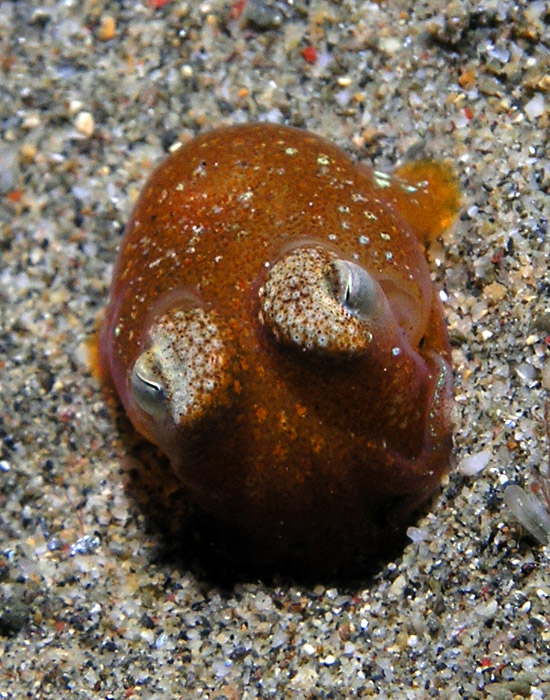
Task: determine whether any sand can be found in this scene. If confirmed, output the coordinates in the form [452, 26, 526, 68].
[1, 1, 550, 698]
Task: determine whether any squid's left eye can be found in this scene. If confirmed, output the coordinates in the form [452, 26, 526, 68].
[331, 259, 377, 319]
[130, 353, 168, 418]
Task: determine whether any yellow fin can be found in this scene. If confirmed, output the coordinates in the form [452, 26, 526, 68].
[392, 160, 461, 244]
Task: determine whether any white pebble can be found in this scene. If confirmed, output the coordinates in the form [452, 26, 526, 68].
[74, 111, 95, 137]
[406, 526, 428, 543]
[379, 36, 401, 55]
[525, 94, 545, 121]
[457, 448, 491, 476]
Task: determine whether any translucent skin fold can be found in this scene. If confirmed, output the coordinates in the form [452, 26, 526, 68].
[99, 123, 460, 575]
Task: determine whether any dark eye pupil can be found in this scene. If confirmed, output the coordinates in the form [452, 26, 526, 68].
[345, 283, 352, 304]
[145, 380, 163, 395]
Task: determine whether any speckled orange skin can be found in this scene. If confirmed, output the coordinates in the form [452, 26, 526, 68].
[99, 123, 459, 575]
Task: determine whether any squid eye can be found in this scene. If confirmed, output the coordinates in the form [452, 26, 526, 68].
[130, 353, 168, 418]
[331, 260, 377, 319]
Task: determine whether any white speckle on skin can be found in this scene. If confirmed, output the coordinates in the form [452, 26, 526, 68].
[374, 171, 391, 188]
[238, 190, 254, 202]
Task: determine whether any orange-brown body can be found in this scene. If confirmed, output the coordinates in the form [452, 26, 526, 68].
[99, 123, 459, 575]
